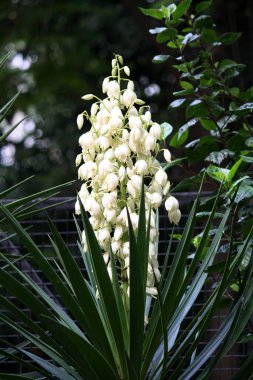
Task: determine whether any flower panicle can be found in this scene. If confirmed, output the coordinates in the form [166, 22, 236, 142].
[76, 55, 180, 296]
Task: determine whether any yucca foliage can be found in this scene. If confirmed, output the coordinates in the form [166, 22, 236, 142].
[0, 180, 253, 380]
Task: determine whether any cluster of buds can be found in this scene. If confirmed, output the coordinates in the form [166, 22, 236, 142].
[75, 55, 180, 296]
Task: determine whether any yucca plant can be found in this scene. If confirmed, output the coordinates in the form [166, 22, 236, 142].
[0, 179, 252, 379]
[1, 52, 253, 379]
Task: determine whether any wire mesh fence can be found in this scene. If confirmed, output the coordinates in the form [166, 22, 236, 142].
[0, 194, 250, 378]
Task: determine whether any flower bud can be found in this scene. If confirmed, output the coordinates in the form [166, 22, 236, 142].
[115, 144, 130, 163]
[102, 77, 110, 93]
[127, 81, 135, 91]
[75, 154, 82, 167]
[114, 225, 124, 241]
[75, 199, 81, 215]
[107, 81, 120, 98]
[130, 213, 139, 230]
[79, 132, 94, 150]
[135, 99, 145, 105]
[103, 252, 110, 264]
[122, 129, 129, 140]
[112, 58, 116, 68]
[135, 160, 148, 175]
[131, 174, 142, 190]
[104, 149, 114, 160]
[82, 94, 94, 100]
[122, 89, 137, 108]
[98, 136, 111, 150]
[118, 55, 123, 65]
[150, 228, 158, 242]
[164, 149, 171, 163]
[102, 192, 116, 209]
[104, 208, 117, 223]
[128, 106, 138, 116]
[111, 67, 117, 76]
[109, 116, 122, 133]
[145, 134, 156, 152]
[141, 111, 151, 124]
[123, 66, 130, 76]
[146, 287, 158, 296]
[98, 228, 111, 247]
[118, 166, 126, 181]
[111, 240, 121, 254]
[111, 107, 123, 119]
[129, 115, 142, 129]
[105, 173, 119, 191]
[168, 209, 181, 225]
[149, 123, 161, 141]
[155, 169, 167, 186]
[163, 180, 170, 195]
[122, 242, 130, 257]
[77, 114, 84, 129]
[97, 109, 110, 125]
[149, 192, 162, 208]
[127, 180, 137, 198]
[165, 196, 179, 212]
[91, 103, 98, 117]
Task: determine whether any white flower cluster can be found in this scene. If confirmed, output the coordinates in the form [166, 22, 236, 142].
[75, 55, 180, 296]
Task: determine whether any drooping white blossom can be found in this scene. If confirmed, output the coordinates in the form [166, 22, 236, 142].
[76, 54, 180, 297]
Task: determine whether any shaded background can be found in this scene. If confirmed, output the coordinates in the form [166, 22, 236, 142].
[0, 0, 252, 195]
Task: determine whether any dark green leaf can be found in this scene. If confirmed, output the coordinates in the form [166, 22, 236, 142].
[219, 32, 241, 45]
[245, 136, 253, 147]
[235, 184, 253, 203]
[152, 55, 170, 63]
[196, 0, 212, 13]
[0, 52, 11, 69]
[170, 129, 189, 148]
[173, 88, 194, 96]
[169, 98, 186, 108]
[200, 118, 216, 130]
[180, 81, 194, 90]
[0, 91, 21, 124]
[127, 213, 141, 371]
[178, 118, 198, 140]
[0, 116, 28, 143]
[194, 15, 213, 30]
[172, 0, 191, 20]
[46, 215, 116, 365]
[78, 198, 129, 377]
[41, 316, 118, 380]
[166, 4, 177, 18]
[205, 150, 234, 165]
[228, 158, 242, 181]
[182, 32, 200, 45]
[161, 4, 169, 18]
[231, 353, 253, 380]
[201, 28, 217, 43]
[149, 27, 166, 34]
[186, 100, 208, 118]
[233, 102, 253, 116]
[241, 155, 253, 163]
[0, 375, 38, 380]
[219, 59, 238, 73]
[206, 165, 230, 183]
[162, 157, 187, 171]
[139, 7, 163, 20]
[160, 122, 173, 139]
[156, 28, 178, 43]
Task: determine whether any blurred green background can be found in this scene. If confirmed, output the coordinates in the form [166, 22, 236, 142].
[0, 0, 252, 195]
